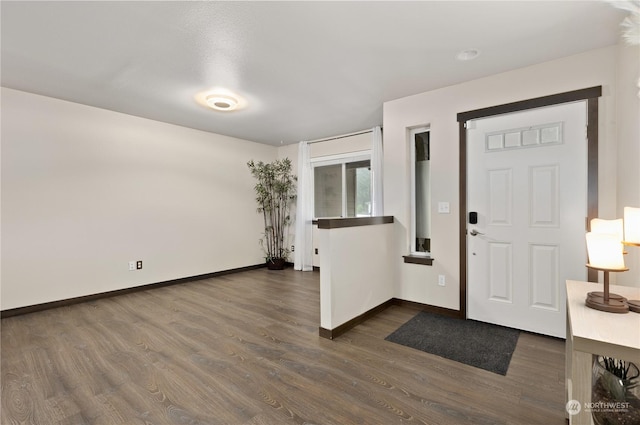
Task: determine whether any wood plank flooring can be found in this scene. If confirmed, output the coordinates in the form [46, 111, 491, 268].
[1, 268, 566, 424]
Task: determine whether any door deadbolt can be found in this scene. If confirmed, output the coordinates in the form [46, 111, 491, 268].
[469, 211, 478, 224]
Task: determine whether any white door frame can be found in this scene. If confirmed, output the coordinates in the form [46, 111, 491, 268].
[457, 86, 602, 319]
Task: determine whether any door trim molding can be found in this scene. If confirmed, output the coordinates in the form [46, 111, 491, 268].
[457, 86, 602, 122]
[457, 86, 602, 319]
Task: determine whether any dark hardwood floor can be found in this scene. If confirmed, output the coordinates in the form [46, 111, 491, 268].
[1, 268, 566, 424]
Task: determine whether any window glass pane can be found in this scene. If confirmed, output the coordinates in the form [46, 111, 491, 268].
[415, 131, 430, 253]
[346, 160, 371, 217]
[314, 164, 342, 218]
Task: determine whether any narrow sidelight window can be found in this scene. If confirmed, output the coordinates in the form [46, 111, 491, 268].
[411, 127, 431, 255]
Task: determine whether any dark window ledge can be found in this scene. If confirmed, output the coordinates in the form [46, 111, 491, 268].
[403, 255, 434, 266]
[316, 216, 394, 229]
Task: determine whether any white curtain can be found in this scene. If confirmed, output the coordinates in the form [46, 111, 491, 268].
[294, 141, 314, 271]
[371, 126, 384, 216]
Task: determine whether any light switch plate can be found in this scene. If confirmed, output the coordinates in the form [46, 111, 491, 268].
[438, 202, 450, 214]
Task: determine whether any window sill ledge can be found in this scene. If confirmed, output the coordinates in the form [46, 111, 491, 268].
[316, 216, 393, 229]
[403, 255, 434, 266]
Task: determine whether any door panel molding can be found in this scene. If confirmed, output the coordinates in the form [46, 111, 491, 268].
[458, 86, 601, 319]
[529, 164, 560, 228]
[488, 242, 513, 303]
[488, 168, 513, 226]
[529, 243, 560, 311]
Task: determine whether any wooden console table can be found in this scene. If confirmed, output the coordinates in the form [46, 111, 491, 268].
[566, 280, 640, 425]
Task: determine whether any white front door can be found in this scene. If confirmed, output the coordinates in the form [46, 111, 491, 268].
[467, 102, 587, 338]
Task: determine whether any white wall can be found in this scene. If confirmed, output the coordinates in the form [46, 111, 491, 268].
[383, 46, 631, 311]
[319, 222, 394, 329]
[1, 88, 276, 310]
[615, 43, 640, 286]
[309, 132, 371, 158]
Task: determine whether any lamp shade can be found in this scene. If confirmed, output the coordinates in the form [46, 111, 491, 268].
[624, 206, 640, 244]
[586, 232, 627, 270]
[591, 218, 624, 240]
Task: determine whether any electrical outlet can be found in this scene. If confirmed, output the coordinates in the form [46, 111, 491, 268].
[315, 248, 319, 255]
[128, 261, 136, 271]
[291, 245, 295, 252]
[136, 260, 143, 270]
[438, 275, 446, 286]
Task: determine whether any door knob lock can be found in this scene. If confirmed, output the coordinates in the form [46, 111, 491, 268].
[470, 229, 484, 236]
[469, 211, 478, 224]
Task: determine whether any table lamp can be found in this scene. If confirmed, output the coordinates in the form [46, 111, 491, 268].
[585, 231, 629, 313]
[623, 207, 640, 313]
[588, 218, 628, 303]
[624, 207, 640, 246]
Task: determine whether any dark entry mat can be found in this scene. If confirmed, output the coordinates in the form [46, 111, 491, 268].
[385, 311, 520, 375]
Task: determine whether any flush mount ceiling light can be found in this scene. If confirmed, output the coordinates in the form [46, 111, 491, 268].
[206, 94, 238, 111]
[456, 49, 481, 61]
[195, 89, 247, 112]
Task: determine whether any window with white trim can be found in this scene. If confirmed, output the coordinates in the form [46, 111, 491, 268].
[312, 152, 372, 219]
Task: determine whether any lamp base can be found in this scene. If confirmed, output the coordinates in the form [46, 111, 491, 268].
[628, 300, 640, 313]
[586, 291, 627, 302]
[585, 293, 630, 313]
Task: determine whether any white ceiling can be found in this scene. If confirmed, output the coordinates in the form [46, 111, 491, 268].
[1, 1, 626, 146]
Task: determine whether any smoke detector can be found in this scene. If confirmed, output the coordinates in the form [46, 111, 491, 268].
[456, 49, 480, 61]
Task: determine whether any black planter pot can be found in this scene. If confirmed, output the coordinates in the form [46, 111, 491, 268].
[266, 258, 286, 270]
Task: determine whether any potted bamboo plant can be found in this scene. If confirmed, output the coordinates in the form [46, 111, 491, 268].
[247, 158, 297, 270]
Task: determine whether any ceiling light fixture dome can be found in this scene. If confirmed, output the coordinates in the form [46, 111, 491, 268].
[195, 88, 247, 112]
[206, 94, 239, 111]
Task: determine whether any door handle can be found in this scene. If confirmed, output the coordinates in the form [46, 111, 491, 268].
[470, 229, 484, 236]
